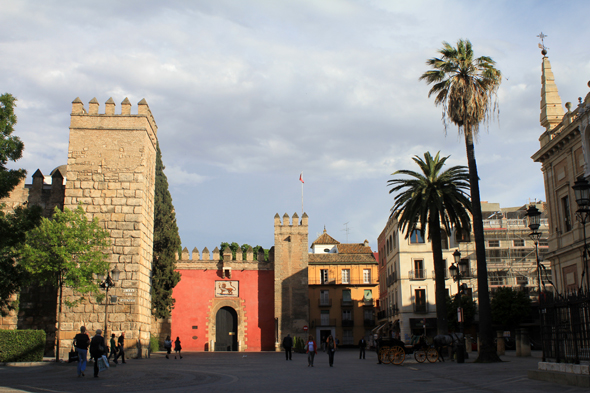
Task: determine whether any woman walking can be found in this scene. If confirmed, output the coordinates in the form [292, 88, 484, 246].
[326, 335, 337, 367]
[73, 326, 90, 377]
[164, 336, 172, 359]
[305, 335, 317, 367]
[174, 337, 182, 359]
[89, 329, 106, 378]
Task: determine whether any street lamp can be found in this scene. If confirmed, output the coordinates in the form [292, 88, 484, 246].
[449, 249, 468, 363]
[526, 204, 544, 362]
[99, 267, 120, 338]
[572, 176, 590, 292]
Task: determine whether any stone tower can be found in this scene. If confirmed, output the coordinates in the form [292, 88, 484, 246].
[60, 97, 158, 358]
[273, 212, 309, 347]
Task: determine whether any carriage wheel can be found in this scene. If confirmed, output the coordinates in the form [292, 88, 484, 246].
[426, 347, 439, 363]
[380, 348, 392, 364]
[390, 346, 405, 365]
[414, 349, 426, 363]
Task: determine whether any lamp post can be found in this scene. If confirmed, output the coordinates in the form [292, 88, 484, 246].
[526, 204, 545, 362]
[98, 267, 120, 339]
[449, 249, 468, 363]
[572, 176, 590, 292]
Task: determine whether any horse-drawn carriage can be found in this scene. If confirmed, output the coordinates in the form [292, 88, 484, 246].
[378, 336, 439, 365]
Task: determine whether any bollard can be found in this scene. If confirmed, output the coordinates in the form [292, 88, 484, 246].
[515, 330, 522, 357]
[496, 331, 505, 356]
[520, 328, 531, 357]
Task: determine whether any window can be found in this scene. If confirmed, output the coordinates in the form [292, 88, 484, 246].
[488, 240, 500, 247]
[321, 310, 330, 326]
[342, 269, 350, 284]
[413, 259, 425, 279]
[516, 276, 528, 286]
[342, 309, 352, 321]
[461, 259, 470, 277]
[364, 309, 373, 321]
[391, 234, 396, 250]
[320, 290, 330, 306]
[410, 230, 425, 243]
[320, 269, 329, 284]
[539, 239, 549, 247]
[343, 329, 354, 345]
[342, 289, 352, 305]
[456, 228, 471, 243]
[414, 289, 426, 313]
[562, 196, 572, 232]
[513, 239, 524, 247]
[363, 269, 371, 283]
[364, 289, 373, 305]
[441, 230, 449, 250]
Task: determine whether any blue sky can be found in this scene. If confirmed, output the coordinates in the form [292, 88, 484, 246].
[2, 0, 589, 251]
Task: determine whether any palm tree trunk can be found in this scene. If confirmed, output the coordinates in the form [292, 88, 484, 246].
[429, 211, 448, 335]
[463, 127, 500, 362]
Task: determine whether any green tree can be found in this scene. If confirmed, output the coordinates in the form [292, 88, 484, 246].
[0, 93, 26, 199]
[446, 294, 477, 332]
[0, 204, 42, 315]
[420, 39, 502, 362]
[220, 242, 241, 260]
[491, 287, 531, 330]
[152, 142, 181, 319]
[21, 205, 110, 361]
[388, 152, 471, 334]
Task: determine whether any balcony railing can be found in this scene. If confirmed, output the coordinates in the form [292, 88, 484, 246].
[318, 299, 332, 307]
[308, 278, 374, 285]
[364, 319, 376, 327]
[342, 319, 354, 327]
[341, 299, 353, 307]
[314, 318, 336, 327]
[414, 303, 428, 313]
[431, 270, 449, 279]
[363, 299, 374, 307]
[409, 269, 427, 280]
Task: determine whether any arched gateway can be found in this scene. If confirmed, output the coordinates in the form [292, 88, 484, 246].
[215, 306, 238, 351]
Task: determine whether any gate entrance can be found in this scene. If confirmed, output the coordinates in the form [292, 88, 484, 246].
[215, 306, 238, 351]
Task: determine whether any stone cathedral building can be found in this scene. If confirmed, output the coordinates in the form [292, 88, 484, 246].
[0, 97, 312, 357]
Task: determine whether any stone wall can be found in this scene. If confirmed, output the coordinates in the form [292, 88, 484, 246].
[57, 97, 158, 359]
[273, 213, 309, 349]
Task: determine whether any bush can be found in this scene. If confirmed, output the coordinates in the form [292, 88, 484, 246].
[293, 336, 306, 353]
[150, 335, 160, 353]
[0, 330, 45, 362]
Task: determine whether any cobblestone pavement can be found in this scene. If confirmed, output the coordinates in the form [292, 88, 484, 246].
[0, 350, 587, 393]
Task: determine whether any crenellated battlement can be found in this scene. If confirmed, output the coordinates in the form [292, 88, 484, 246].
[70, 97, 158, 150]
[274, 212, 308, 226]
[176, 245, 268, 263]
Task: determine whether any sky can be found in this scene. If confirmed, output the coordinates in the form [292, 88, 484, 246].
[2, 0, 590, 253]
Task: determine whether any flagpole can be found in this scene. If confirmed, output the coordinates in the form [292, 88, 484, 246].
[301, 171, 304, 216]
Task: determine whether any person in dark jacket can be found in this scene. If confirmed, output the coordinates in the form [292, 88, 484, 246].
[114, 332, 126, 363]
[358, 337, 366, 359]
[73, 326, 90, 377]
[282, 334, 293, 360]
[326, 335, 337, 367]
[174, 337, 182, 359]
[164, 336, 172, 359]
[108, 333, 118, 363]
[89, 329, 106, 378]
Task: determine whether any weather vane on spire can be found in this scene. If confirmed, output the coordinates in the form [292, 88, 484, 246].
[537, 32, 549, 55]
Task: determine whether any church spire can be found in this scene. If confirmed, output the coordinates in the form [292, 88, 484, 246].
[540, 52, 564, 131]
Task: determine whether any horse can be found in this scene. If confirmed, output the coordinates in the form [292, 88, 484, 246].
[433, 333, 464, 362]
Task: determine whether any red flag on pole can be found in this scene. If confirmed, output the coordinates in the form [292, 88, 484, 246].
[299, 172, 304, 183]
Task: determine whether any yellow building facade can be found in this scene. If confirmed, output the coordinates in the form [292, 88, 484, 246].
[308, 230, 379, 346]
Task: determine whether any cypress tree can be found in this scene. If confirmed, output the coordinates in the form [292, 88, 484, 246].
[152, 142, 181, 319]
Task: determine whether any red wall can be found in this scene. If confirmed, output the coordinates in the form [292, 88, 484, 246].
[171, 269, 275, 351]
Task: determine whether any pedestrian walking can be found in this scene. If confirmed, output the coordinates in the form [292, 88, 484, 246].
[305, 335, 317, 367]
[114, 332, 126, 363]
[164, 336, 172, 359]
[89, 329, 106, 378]
[174, 337, 182, 359]
[376, 335, 382, 364]
[358, 337, 366, 359]
[282, 334, 293, 360]
[108, 333, 118, 363]
[326, 335, 336, 367]
[73, 326, 90, 377]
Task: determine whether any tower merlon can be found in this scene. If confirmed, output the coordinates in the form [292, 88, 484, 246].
[192, 247, 200, 261]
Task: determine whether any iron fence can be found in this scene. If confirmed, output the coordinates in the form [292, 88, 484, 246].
[541, 289, 590, 363]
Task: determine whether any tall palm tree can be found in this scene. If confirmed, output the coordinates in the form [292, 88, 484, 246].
[388, 151, 471, 335]
[420, 39, 502, 362]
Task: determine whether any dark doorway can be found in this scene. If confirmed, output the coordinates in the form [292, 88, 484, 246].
[215, 306, 238, 351]
[320, 329, 331, 350]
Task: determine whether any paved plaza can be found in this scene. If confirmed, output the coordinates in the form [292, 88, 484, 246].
[0, 350, 586, 393]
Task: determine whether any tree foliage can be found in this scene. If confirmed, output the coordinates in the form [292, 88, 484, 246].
[152, 142, 181, 319]
[388, 151, 471, 334]
[420, 39, 502, 362]
[0, 93, 26, 199]
[0, 204, 42, 316]
[220, 242, 269, 261]
[446, 294, 477, 332]
[491, 287, 531, 330]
